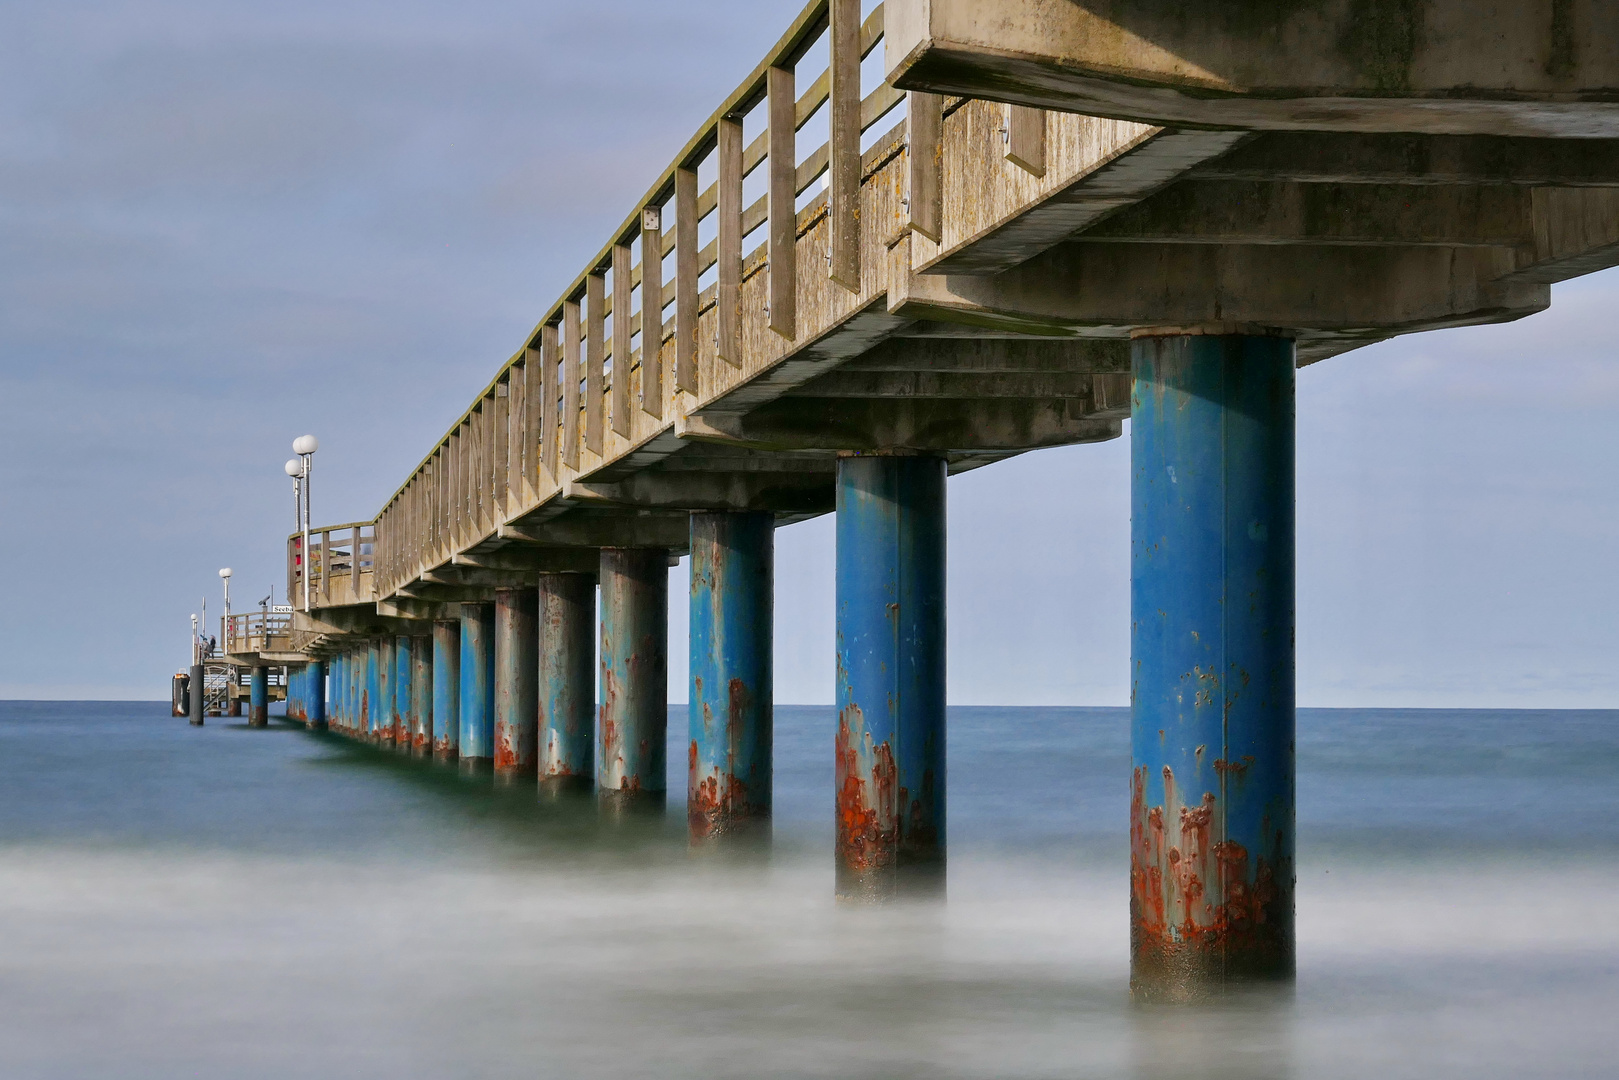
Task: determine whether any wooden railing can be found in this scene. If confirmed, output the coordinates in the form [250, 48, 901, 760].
[288, 521, 375, 610]
[226, 610, 294, 655]
[305, 0, 1156, 613]
[363, 0, 920, 601]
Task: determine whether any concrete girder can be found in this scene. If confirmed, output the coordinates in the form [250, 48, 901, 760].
[395, 581, 505, 602]
[785, 370, 1093, 398]
[449, 547, 600, 573]
[565, 471, 835, 514]
[497, 516, 693, 551]
[839, 336, 1130, 373]
[1194, 133, 1619, 187]
[377, 598, 463, 622]
[889, 234, 1549, 339]
[1079, 180, 1538, 248]
[678, 398, 1122, 453]
[1505, 187, 1619, 282]
[885, 0, 1619, 138]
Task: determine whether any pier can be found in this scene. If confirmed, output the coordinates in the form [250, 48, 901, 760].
[198, 0, 1619, 1001]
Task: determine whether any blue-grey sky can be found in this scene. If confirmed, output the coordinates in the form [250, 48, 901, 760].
[2, 0, 1614, 706]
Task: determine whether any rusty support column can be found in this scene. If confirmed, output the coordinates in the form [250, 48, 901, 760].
[364, 641, 378, 740]
[458, 603, 495, 772]
[494, 587, 539, 781]
[249, 664, 269, 728]
[433, 620, 461, 761]
[598, 548, 667, 809]
[411, 635, 432, 756]
[834, 453, 947, 901]
[538, 572, 595, 796]
[393, 636, 413, 753]
[1129, 333, 1296, 1001]
[188, 663, 204, 726]
[688, 512, 773, 842]
[376, 638, 395, 746]
[308, 659, 326, 729]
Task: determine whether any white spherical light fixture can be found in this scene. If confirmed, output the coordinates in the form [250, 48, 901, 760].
[292, 434, 319, 455]
[219, 567, 232, 579]
[284, 458, 303, 477]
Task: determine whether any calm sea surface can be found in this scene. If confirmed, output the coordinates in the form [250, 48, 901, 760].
[1, 701, 1615, 1079]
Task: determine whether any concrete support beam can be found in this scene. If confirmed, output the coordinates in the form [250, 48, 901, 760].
[1081, 180, 1537, 247]
[681, 398, 1121, 454]
[249, 665, 269, 728]
[538, 573, 596, 795]
[458, 603, 495, 771]
[843, 335, 1130, 373]
[498, 516, 692, 552]
[494, 588, 539, 780]
[885, 0, 1619, 137]
[834, 454, 947, 901]
[1130, 333, 1297, 1001]
[566, 472, 834, 514]
[450, 547, 599, 573]
[1193, 133, 1619, 187]
[433, 620, 461, 761]
[688, 512, 774, 841]
[891, 235, 1550, 340]
[598, 548, 668, 808]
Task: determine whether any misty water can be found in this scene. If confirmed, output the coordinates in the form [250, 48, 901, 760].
[1, 701, 1615, 1079]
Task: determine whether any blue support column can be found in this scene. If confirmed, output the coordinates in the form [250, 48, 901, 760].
[433, 620, 461, 761]
[538, 572, 595, 796]
[337, 653, 350, 734]
[336, 650, 349, 735]
[688, 512, 773, 841]
[393, 636, 413, 753]
[410, 635, 432, 756]
[1129, 332, 1296, 1001]
[834, 453, 946, 900]
[376, 638, 395, 746]
[598, 548, 667, 808]
[308, 659, 326, 729]
[459, 603, 495, 771]
[249, 664, 269, 728]
[365, 642, 379, 739]
[494, 588, 539, 781]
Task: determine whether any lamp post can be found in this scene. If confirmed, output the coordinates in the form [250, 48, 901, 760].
[191, 613, 199, 665]
[219, 568, 232, 651]
[290, 434, 319, 611]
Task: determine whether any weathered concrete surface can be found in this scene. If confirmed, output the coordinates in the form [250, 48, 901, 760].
[886, 0, 1619, 136]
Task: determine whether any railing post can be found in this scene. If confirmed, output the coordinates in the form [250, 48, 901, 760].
[639, 205, 664, 417]
[611, 239, 633, 437]
[828, 0, 862, 291]
[768, 63, 797, 338]
[906, 91, 943, 243]
[717, 113, 744, 367]
[563, 298, 582, 470]
[674, 166, 699, 394]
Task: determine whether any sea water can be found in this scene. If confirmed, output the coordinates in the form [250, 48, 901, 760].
[0, 701, 1614, 1079]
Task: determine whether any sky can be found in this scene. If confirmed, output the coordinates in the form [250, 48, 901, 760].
[1, 0, 1614, 706]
